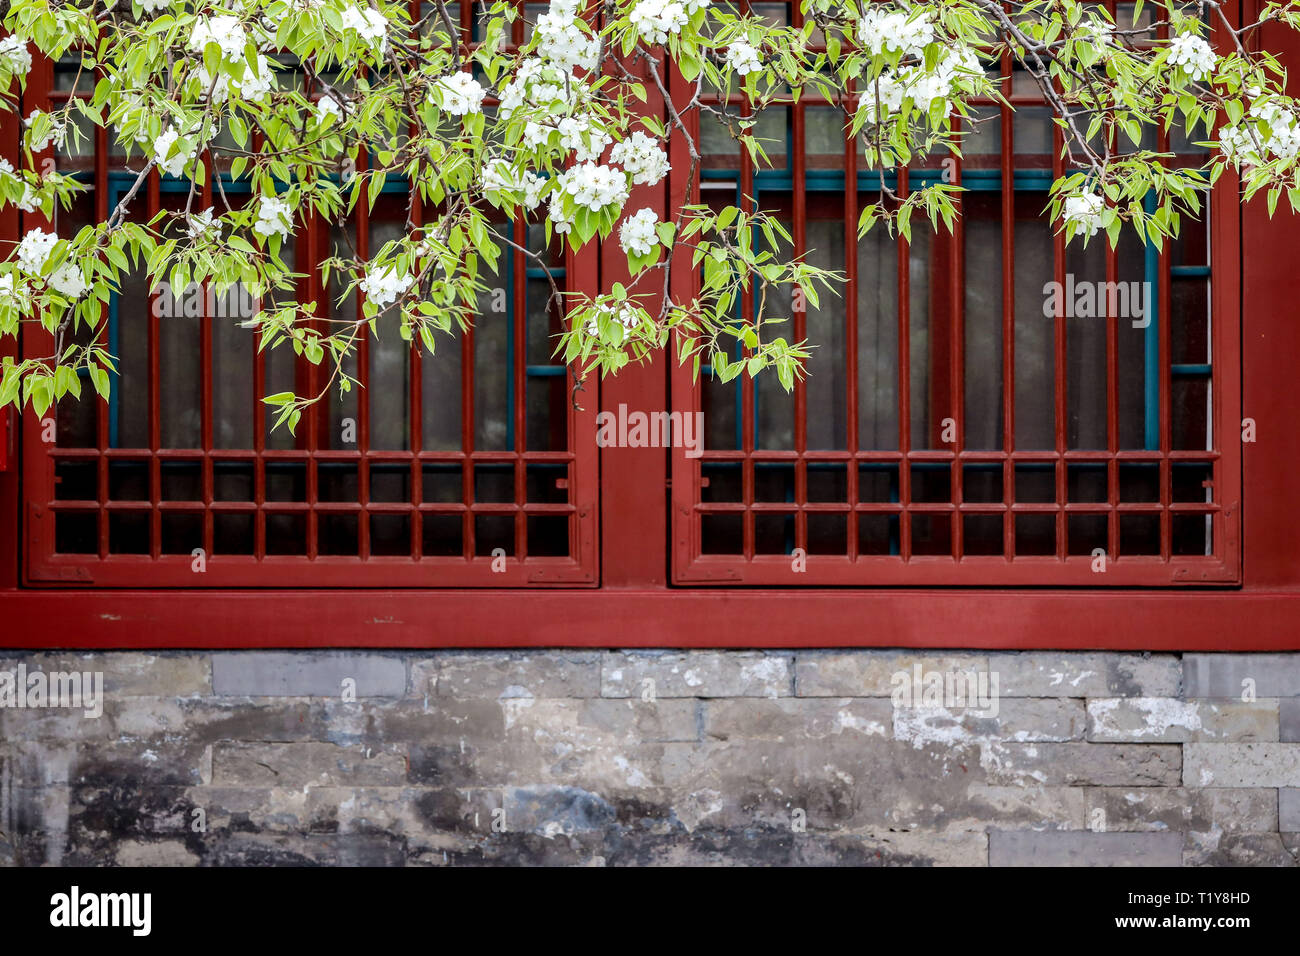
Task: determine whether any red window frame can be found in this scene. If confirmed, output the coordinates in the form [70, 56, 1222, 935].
[3, 0, 1300, 650]
[668, 3, 1241, 587]
[15, 12, 601, 589]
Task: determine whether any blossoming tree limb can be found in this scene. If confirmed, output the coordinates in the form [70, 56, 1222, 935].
[1, 0, 1299, 427]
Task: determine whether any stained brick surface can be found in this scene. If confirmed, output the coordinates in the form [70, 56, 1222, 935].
[1, 649, 1297, 866]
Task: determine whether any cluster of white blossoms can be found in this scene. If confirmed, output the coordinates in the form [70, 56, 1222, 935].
[198, 54, 277, 104]
[558, 162, 629, 212]
[138, 0, 172, 12]
[187, 207, 221, 240]
[1074, 15, 1115, 48]
[858, 6, 935, 59]
[49, 262, 87, 298]
[1167, 33, 1216, 82]
[153, 128, 196, 177]
[9, 228, 83, 297]
[317, 94, 344, 123]
[0, 159, 37, 213]
[526, 114, 612, 164]
[433, 72, 487, 116]
[618, 207, 660, 256]
[629, 0, 708, 45]
[549, 162, 629, 234]
[341, 4, 389, 51]
[253, 196, 293, 239]
[1219, 90, 1300, 168]
[25, 110, 66, 152]
[500, 59, 574, 117]
[725, 40, 763, 77]
[860, 45, 981, 124]
[0, 274, 29, 311]
[190, 15, 247, 61]
[0, 35, 32, 74]
[359, 266, 413, 309]
[609, 130, 670, 186]
[15, 229, 58, 275]
[585, 301, 641, 336]
[1063, 191, 1104, 238]
[534, 0, 600, 74]
[480, 158, 547, 210]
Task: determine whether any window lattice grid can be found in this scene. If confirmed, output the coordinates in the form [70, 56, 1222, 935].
[24, 21, 598, 587]
[671, 0, 1236, 585]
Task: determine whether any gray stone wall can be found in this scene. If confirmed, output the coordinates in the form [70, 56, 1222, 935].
[1, 649, 1297, 866]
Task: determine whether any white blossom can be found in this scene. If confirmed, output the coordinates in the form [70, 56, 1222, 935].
[49, 263, 87, 298]
[0, 35, 32, 74]
[619, 207, 660, 256]
[359, 266, 412, 309]
[1075, 15, 1114, 48]
[341, 5, 389, 51]
[317, 94, 344, 123]
[253, 196, 293, 239]
[609, 130, 670, 186]
[858, 72, 907, 124]
[480, 159, 547, 211]
[857, 6, 935, 59]
[523, 171, 546, 210]
[535, 3, 600, 73]
[585, 301, 640, 336]
[190, 15, 247, 61]
[499, 58, 590, 119]
[548, 200, 574, 235]
[433, 72, 486, 116]
[138, 0, 174, 12]
[1219, 90, 1300, 168]
[557, 115, 613, 163]
[1063, 191, 1104, 238]
[1167, 33, 1216, 82]
[0, 274, 30, 310]
[629, 0, 702, 45]
[725, 40, 763, 77]
[17, 183, 39, 213]
[237, 55, 276, 101]
[153, 128, 195, 177]
[25, 110, 65, 152]
[187, 207, 221, 240]
[15, 229, 58, 276]
[558, 162, 630, 212]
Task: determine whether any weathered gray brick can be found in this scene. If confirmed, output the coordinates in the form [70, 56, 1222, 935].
[794, 652, 988, 697]
[602, 651, 793, 698]
[411, 652, 601, 699]
[1280, 698, 1300, 742]
[1278, 789, 1300, 831]
[983, 743, 1182, 787]
[989, 830, 1183, 866]
[1184, 832, 1299, 867]
[1184, 654, 1300, 698]
[211, 741, 407, 787]
[1184, 743, 1300, 787]
[850, 830, 989, 867]
[704, 698, 891, 741]
[990, 652, 1181, 697]
[211, 652, 405, 698]
[1086, 698, 1278, 742]
[1086, 788, 1277, 833]
[0, 652, 211, 697]
[893, 698, 1085, 747]
[578, 698, 699, 742]
[114, 841, 200, 866]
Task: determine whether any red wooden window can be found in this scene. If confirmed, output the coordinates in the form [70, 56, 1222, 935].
[19, 6, 600, 588]
[669, 1, 1240, 586]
